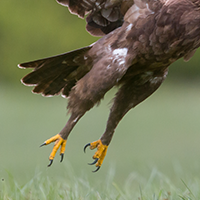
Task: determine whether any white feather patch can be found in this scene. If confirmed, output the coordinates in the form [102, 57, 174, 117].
[112, 48, 128, 66]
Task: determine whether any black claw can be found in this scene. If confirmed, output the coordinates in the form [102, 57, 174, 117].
[47, 160, 53, 167]
[88, 158, 98, 165]
[40, 142, 46, 147]
[92, 166, 100, 173]
[84, 143, 90, 153]
[60, 153, 64, 162]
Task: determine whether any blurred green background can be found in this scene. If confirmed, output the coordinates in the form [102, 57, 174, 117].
[1, 0, 200, 190]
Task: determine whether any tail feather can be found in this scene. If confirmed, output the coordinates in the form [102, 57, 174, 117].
[32, 66, 76, 96]
[18, 46, 92, 97]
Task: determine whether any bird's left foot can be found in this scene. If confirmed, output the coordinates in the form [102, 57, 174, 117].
[40, 134, 67, 167]
[84, 139, 108, 172]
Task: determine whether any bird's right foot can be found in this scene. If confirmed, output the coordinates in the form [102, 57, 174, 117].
[40, 134, 67, 167]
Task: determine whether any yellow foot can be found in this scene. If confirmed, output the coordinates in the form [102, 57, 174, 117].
[84, 139, 108, 172]
[40, 134, 67, 167]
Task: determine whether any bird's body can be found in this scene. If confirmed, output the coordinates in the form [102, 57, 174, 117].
[19, 0, 200, 171]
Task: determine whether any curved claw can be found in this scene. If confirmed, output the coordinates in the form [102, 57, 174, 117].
[84, 143, 90, 153]
[47, 159, 53, 167]
[40, 142, 46, 147]
[60, 153, 64, 162]
[92, 166, 100, 173]
[88, 158, 98, 165]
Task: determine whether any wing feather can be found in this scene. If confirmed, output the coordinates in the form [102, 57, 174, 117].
[56, 0, 164, 36]
[56, 0, 134, 36]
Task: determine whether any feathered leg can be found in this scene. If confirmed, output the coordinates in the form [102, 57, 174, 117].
[84, 68, 168, 171]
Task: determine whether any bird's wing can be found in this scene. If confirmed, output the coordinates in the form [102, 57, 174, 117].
[57, 0, 133, 36]
[56, 0, 164, 36]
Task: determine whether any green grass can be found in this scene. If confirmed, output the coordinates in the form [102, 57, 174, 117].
[1, 80, 200, 199]
[1, 166, 200, 199]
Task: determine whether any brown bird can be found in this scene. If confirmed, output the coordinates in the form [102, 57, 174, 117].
[18, 0, 200, 172]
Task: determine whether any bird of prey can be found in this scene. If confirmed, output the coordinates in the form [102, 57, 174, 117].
[18, 0, 200, 172]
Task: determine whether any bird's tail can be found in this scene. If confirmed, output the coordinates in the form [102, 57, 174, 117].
[18, 46, 92, 98]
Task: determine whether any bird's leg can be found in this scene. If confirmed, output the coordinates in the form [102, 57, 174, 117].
[84, 93, 132, 171]
[40, 112, 83, 166]
[85, 69, 168, 171]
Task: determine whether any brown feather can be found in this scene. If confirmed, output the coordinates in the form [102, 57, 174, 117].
[20, 46, 92, 97]
[19, 0, 200, 168]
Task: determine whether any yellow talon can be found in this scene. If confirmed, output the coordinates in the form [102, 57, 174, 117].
[60, 139, 67, 155]
[90, 139, 108, 167]
[41, 134, 67, 163]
